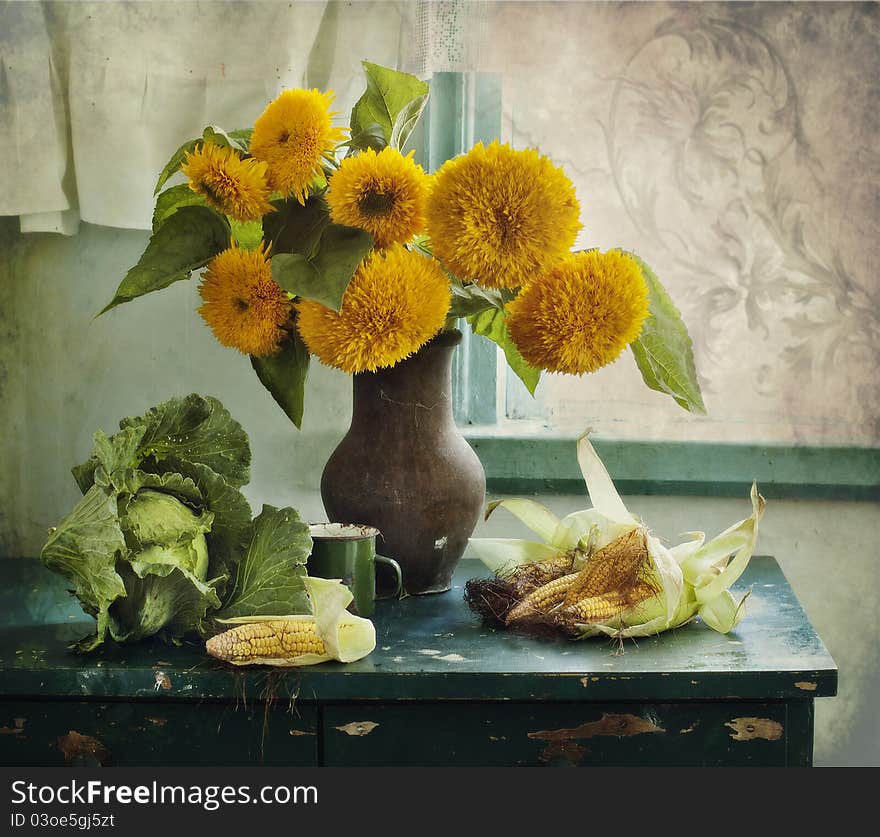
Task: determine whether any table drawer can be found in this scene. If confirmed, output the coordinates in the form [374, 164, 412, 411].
[0, 700, 318, 766]
[323, 701, 808, 766]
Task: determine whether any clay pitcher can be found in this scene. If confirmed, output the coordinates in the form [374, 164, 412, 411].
[320, 330, 486, 594]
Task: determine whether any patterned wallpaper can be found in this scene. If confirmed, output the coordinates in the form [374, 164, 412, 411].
[489, 2, 879, 446]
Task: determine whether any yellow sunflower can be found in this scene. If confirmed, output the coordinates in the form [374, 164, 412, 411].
[249, 88, 347, 204]
[425, 141, 581, 289]
[296, 244, 450, 373]
[326, 147, 429, 248]
[180, 142, 274, 222]
[198, 243, 292, 357]
[506, 249, 650, 374]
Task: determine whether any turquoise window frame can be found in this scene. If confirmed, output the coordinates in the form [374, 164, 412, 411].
[416, 73, 880, 502]
[415, 72, 501, 426]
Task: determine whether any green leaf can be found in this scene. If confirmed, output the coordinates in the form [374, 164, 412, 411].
[229, 218, 263, 249]
[628, 253, 706, 414]
[271, 224, 373, 311]
[201, 126, 231, 147]
[350, 61, 430, 150]
[251, 329, 311, 429]
[468, 308, 541, 396]
[40, 485, 128, 649]
[152, 184, 208, 233]
[410, 234, 433, 257]
[74, 397, 251, 499]
[201, 125, 251, 152]
[226, 129, 252, 153]
[119, 483, 214, 552]
[309, 225, 374, 309]
[347, 122, 387, 153]
[262, 195, 330, 257]
[98, 206, 229, 315]
[124, 393, 251, 488]
[114, 469, 205, 512]
[157, 461, 253, 587]
[73, 426, 147, 493]
[73, 395, 251, 493]
[271, 252, 321, 297]
[389, 93, 428, 151]
[449, 282, 514, 318]
[216, 505, 313, 619]
[155, 138, 201, 195]
[108, 558, 221, 643]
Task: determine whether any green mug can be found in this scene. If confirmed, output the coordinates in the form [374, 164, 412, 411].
[307, 523, 403, 618]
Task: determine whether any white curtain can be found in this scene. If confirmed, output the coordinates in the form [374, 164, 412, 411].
[1, 0, 478, 232]
[0, 2, 72, 223]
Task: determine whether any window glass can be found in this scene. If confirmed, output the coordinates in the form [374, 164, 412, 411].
[482, 2, 877, 446]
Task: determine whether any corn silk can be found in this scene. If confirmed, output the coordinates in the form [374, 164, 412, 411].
[467, 432, 765, 638]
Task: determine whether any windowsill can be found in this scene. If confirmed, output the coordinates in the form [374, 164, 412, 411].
[462, 431, 879, 501]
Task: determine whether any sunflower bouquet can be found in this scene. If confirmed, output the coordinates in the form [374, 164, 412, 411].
[100, 62, 704, 426]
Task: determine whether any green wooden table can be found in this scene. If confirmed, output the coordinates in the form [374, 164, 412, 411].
[0, 556, 836, 766]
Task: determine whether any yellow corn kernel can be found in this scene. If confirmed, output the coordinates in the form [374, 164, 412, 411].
[557, 583, 659, 627]
[206, 619, 325, 663]
[505, 572, 579, 624]
[563, 527, 652, 606]
[558, 594, 626, 624]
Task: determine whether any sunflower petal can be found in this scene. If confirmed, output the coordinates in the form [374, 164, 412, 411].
[296, 245, 450, 373]
[326, 147, 429, 248]
[425, 141, 581, 290]
[198, 244, 292, 357]
[507, 250, 650, 375]
[250, 89, 347, 204]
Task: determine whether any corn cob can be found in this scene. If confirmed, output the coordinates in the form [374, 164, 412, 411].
[501, 552, 576, 598]
[557, 593, 630, 626]
[556, 583, 659, 628]
[206, 619, 325, 664]
[505, 572, 579, 624]
[563, 527, 653, 606]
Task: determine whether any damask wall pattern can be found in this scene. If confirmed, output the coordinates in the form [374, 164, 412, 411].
[490, 2, 878, 446]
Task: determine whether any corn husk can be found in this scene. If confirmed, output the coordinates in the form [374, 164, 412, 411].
[209, 576, 376, 666]
[468, 431, 765, 639]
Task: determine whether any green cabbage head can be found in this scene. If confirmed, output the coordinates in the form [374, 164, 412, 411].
[41, 394, 253, 652]
[105, 489, 216, 643]
[123, 490, 212, 580]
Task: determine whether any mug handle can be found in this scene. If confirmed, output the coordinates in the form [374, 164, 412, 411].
[374, 554, 403, 599]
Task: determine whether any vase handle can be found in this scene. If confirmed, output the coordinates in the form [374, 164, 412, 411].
[375, 554, 403, 599]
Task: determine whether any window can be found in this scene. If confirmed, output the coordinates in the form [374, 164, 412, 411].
[420, 2, 879, 500]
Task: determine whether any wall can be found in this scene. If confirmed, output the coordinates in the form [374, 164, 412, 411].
[0, 218, 353, 558]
